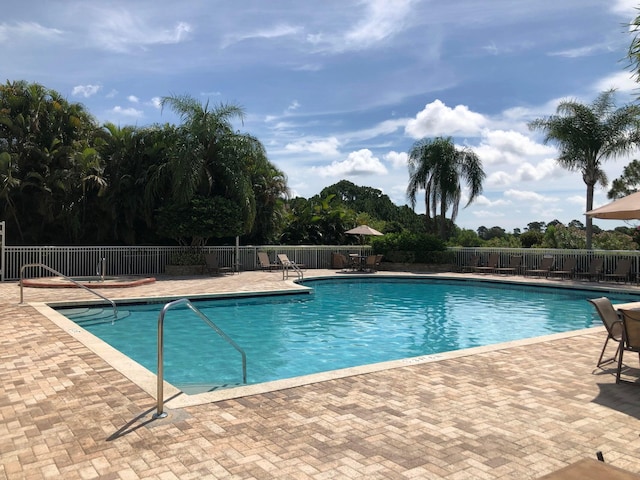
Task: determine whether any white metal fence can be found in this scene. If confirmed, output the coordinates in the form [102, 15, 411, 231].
[4, 241, 640, 281]
[449, 247, 640, 278]
[2, 245, 370, 281]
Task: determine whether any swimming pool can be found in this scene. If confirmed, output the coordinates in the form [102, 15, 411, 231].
[57, 278, 639, 394]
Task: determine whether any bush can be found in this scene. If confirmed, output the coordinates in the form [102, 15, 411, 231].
[371, 232, 449, 263]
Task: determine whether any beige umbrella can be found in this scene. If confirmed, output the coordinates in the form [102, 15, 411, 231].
[345, 225, 384, 236]
[585, 191, 640, 220]
[345, 224, 383, 247]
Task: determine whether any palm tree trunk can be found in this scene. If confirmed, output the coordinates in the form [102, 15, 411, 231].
[585, 183, 594, 249]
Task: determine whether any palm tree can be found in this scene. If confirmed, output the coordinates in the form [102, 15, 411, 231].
[406, 136, 485, 239]
[529, 90, 640, 248]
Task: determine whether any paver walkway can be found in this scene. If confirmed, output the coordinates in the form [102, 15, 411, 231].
[2, 271, 640, 479]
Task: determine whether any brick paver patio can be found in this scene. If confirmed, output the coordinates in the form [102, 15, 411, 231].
[2, 270, 640, 479]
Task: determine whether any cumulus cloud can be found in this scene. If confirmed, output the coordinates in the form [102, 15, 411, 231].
[311, 149, 388, 177]
[384, 151, 408, 168]
[127, 95, 139, 103]
[285, 137, 341, 156]
[72, 84, 101, 98]
[472, 195, 512, 208]
[148, 97, 162, 109]
[111, 106, 143, 117]
[474, 129, 556, 166]
[487, 158, 562, 187]
[405, 100, 486, 138]
[504, 189, 553, 203]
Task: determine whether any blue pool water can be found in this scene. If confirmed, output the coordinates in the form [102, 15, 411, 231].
[57, 278, 638, 392]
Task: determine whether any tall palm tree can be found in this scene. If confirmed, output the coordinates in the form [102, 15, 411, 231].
[529, 89, 640, 249]
[407, 136, 485, 239]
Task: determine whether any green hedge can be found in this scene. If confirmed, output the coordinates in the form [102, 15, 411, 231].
[371, 232, 453, 264]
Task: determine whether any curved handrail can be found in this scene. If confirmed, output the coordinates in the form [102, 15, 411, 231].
[19, 263, 118, 319]
[281, 261, 304, 282]
[154, 298, 247, 419]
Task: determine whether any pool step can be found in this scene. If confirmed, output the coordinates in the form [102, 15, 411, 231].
[67, 308, 130, 326]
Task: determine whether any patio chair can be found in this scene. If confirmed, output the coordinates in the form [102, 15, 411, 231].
[588, 297, 624, 368]
[460, 255, 480, 273]
[257, 251, 279, 271]
[525, 255, 554, 277]
[549, 257, 577, 280]
[494, 255, 522, 275]
[614, 309, 640, 384]
[473, 253, 499, 274]
[204, 253, 233, 275]
[575, 257, 603, 282]
[331, 252, 349, 270]
[603, 258, 632, 284]
[364, 254, 383, 272]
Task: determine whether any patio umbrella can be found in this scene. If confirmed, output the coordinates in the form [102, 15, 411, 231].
[585, 191, 640, 220]
[345, 224, 383, 245]
[345, 225, 384, 236]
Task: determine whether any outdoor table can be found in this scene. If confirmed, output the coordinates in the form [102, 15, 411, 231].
[349, 254, 367, 271]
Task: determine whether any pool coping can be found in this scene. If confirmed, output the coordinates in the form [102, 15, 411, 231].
[30, 273, 640, 409]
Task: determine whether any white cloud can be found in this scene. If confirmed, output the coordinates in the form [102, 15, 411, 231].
[287, 100, 300, 112]
[473, 195, 511, 207]
[311, 149, 388, 177]
[384, 151, 408, 168]
[611, 0, 638, 16]
[567, 195, 585, 206]
[72, 84, 101, 98]
[128, 95, 139, 103]
[285, 137, 341, 156]
[222, 24, 301, 48]
[549, 43, 615, 58]
[405, 100, 486, 138]
[592, 71, 638, 94]
[147, 97, 162, 109]
[0, 21, 63, 43]
[88, 9, 191, 53]
[504, 189, 554, 203]
[474, 129, 555, 166]
[308, 0, 414, 52]
[106, 89, 118, 98]
[111, 106, 143, 117]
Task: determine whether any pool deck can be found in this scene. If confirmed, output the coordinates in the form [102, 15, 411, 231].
[3, 270, 640, 479]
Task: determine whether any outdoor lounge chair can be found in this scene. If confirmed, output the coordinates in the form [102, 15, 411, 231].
[588, 297, 624, 368]
[257, 251, 279, 271]
[277, 253, 305, 270]
[525, 255, 554, 277]
[575, 257, 603, 282]
[494, 255, 522, 275]
[549, 257, 577, 280]
[603, 258, 632, 284]
[204, 253, 233, 275]
[614, 308, 640, 384]
[473, 253, 499, 274]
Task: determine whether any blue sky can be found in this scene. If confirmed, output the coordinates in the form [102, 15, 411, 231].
[3, 0, 640, 232]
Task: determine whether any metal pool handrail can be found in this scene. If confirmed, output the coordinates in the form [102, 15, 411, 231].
[19, 263, 118, 319]
[154, 298, 247, 419]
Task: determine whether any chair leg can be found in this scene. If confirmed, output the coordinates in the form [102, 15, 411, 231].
[616, 348, 624, 384]
[597, 335, 620, 367]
